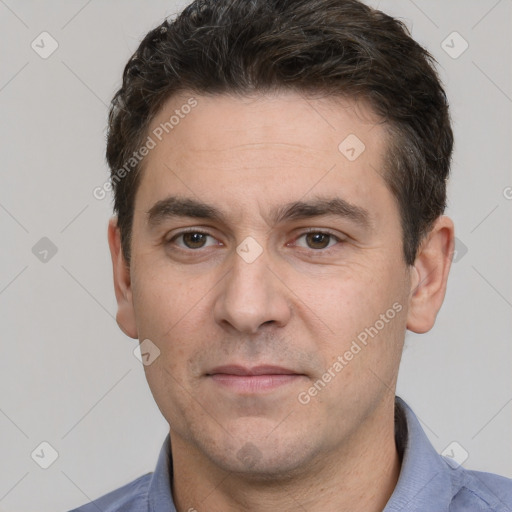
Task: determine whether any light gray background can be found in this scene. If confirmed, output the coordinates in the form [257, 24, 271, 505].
[0, 1, 510, 510]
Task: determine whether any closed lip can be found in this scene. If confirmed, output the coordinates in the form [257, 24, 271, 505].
[207, 365, 302, 376]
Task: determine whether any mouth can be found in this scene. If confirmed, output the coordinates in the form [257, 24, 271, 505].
[206, 365, 306, 393]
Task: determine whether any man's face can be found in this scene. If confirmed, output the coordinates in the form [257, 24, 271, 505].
[121, 92, 413, 476]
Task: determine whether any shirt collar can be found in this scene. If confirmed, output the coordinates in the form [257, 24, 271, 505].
[147, 431, 175, 512]
[146, 396, 459, 512]
[383, 396, 460, 512]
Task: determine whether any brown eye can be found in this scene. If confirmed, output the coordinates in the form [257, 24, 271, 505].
[293, 231, 341, 251]
[181, 232, 208, 249]
[167, 230, 222, 253]
[305, 233, 331, 249]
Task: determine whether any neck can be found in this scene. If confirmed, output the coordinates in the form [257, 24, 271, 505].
[171, 397, 401, 512]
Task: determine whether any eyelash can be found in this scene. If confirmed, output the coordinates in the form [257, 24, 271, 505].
[167, 228, 344, 253]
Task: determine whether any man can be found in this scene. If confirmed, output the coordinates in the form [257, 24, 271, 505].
[71, 0, 512, 510]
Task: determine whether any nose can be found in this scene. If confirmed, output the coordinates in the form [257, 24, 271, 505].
[213, 243, 292, 334]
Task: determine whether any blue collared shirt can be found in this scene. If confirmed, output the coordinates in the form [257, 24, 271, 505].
[69, 397, 512, 511]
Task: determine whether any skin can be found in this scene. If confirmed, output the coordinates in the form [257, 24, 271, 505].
[108, 91, 454, 512]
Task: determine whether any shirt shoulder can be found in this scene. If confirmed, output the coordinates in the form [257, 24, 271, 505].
[451, 468, 512, 512]
[67, 472, 152, 512]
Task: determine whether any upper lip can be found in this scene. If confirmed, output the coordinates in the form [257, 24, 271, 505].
[208, 365, 301, 376]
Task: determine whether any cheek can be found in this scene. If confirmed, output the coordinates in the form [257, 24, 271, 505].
[296, 263, 388, 324]
[130, 269, 226, 423]
[295, 257, 407, 356]
[133, 270, 213, 417]
[131, 263, 215, 348]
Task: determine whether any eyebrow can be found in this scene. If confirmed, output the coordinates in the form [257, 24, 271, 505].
[271, 197, 371, 228]
[146, 195, 371, 229]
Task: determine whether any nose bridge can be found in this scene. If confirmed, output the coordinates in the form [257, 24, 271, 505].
[214, 240, 291, 333]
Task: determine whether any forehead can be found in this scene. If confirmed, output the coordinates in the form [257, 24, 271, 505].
[135, 91, 393, 220]
[147, 91, 386, 154]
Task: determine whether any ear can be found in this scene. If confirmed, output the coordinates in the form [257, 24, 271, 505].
[107, 217, 138, 339]
[406, 215, 455, 334]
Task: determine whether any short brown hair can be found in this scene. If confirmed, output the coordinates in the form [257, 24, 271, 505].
[106, 0, 453, 265]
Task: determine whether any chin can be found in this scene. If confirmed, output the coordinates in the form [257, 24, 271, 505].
[202, 422, 317, 480]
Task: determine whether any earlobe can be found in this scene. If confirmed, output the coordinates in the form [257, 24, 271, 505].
[107, 218, 139, 339]
[406, 216, 455, 334]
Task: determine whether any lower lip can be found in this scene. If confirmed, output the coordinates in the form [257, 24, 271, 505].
[210, 374, 301, 392]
